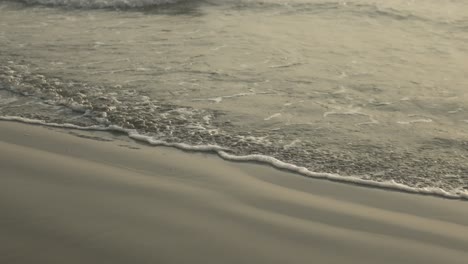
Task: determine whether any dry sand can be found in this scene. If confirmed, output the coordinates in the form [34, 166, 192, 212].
[1, 121, 468, 264]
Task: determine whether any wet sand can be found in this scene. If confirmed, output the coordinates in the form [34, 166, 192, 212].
[1, 121, 468, 264]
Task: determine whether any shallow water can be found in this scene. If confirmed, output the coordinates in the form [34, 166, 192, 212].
[1, 0, 467, 195]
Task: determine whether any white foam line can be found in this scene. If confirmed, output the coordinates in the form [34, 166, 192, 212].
[0, 116, 111, 131]
[264, 113, 281, 121]
[0, 116, 228, 151]
[1, 115, 467, 200]
[397, 119, 433, 125]
[192, 92, 256, 104]
[283, 139, 300, 150]
[216, 151, 465, 199]
[323, 111, 369, 118]
[128, 132, 229, 152]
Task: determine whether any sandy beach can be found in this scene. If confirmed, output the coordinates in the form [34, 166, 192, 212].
[2, 0, 468, 263]
[1, 121, 468, 264]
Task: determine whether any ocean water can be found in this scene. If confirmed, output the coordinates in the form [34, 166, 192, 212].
[1, 0, 467, 197]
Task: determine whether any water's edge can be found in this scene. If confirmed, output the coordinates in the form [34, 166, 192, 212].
[2, 115, 467, 200]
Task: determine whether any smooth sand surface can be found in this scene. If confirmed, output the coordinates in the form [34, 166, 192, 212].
[1, 121, 468, 264]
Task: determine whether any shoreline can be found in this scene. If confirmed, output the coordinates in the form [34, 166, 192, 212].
[2, 116, 467, 200]
[1, 120, 468, 263]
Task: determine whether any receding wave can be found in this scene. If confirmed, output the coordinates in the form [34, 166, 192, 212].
[1, 61, 468, 199]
